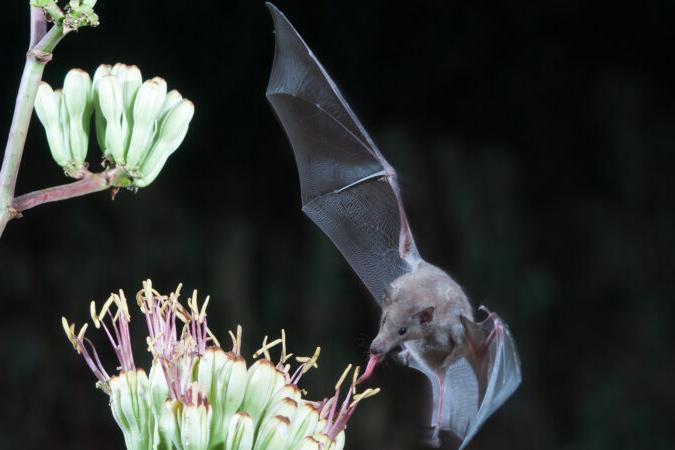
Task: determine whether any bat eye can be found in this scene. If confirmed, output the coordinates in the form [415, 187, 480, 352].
[398, 327, 407, 336]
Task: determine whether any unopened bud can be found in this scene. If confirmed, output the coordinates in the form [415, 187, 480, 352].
[254, 415, 289, 450]
[241, 359, 279, 426]
[92, 64, 112, 151]
[286, 403, 320, 448]
[109, 370, 154, 450]
[62, 69, 92, 165]
[95, 75, 125, 163]
[226, 413, 255, 450]
[297, 437, 321, 450]
[34, 82, 68, 167]
[134, 99, 194, 187]
[126, 77, 167, 168]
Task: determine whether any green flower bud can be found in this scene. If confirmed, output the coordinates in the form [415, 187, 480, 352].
[92, 64, 112, 152]
[333, 430, 346, 450]
[149, 360, 170, 416]
[224, 355, 249, 427]
[241, 360, 282, 427]
[268, 384, 302, 413]
[95, 75, 125, 163]
[254, 415, 290, 450]
[314, 418, 328, 435]
[159, 400, 181, 449]
[62, 68, 92, 165]
[111, 64, 142, 149]
[110, 370, 154, 450]
[57, 88, 72, 167]
[226, 412, 255, 450]
[159, 89, 183, 119]
[34, 82, 69, 167]
[196, 349, 239, 447]
[126, 77, 167, 168]
[134, 99, 194, 187]
[261, 397, 297, 433]
[148, 362, 172, 450]
[286, 403, 320, 449]
[312, 433, 332, 449]
[297, 437, 321, 450]
[160, 392, 211, 450]
[180, 402, 211, 450]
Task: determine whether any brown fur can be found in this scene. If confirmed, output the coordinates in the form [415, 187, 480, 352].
[369, 262, 474, 371]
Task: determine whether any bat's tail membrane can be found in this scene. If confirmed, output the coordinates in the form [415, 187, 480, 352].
[407, 312, 521, 449]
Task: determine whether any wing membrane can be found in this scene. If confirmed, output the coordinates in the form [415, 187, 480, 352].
[408, 313, 522, 448]
[266, 3, 421, 301]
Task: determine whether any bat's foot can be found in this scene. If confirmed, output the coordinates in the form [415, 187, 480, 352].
[477, 305, 504, 354]
[418, 425, 442, 448]
[482, 316, 503, 353]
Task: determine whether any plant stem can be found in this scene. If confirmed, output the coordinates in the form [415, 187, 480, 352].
[29, 7, 48, 48]
[0, 13, 65, 236]
[13, 172, 112, 213]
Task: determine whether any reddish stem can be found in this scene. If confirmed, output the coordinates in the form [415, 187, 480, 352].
[12, 173, 110, 213]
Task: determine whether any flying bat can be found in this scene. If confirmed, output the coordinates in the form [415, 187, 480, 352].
[264, 3, 521, 448]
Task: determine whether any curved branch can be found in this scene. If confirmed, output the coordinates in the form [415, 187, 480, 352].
[13, 172, 112, 214]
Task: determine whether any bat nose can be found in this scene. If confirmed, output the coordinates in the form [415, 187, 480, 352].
[369, 344, 384, 357]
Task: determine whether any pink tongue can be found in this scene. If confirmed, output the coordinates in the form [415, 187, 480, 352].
[356, 354, 380, 385]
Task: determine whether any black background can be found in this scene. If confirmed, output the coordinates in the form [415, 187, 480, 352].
[1, 1, 674, 449]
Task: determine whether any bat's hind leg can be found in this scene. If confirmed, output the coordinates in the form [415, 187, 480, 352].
[422, 374, 445, 448]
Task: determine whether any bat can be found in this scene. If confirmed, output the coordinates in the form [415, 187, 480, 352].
[264, 3, 522, 448]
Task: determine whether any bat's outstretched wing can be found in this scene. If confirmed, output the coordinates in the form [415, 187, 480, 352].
[408, 311, 522, 449]
[265, 3, 422, 303]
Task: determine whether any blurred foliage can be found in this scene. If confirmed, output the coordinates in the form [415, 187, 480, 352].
[1, 1, 674, 449]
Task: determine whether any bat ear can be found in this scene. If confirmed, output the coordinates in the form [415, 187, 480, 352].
[383, 285, 396, 306]
[415, 306, 434, 326]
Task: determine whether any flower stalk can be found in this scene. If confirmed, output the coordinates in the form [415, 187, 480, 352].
[0, 2, 99, 237]
[0, 19, 65, 235]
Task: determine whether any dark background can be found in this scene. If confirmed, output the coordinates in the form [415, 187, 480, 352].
[1, 1, 674, 449]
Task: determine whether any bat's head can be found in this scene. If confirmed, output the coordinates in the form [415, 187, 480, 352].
[369, 284, 437, 359]
[369, 264, 471, 361]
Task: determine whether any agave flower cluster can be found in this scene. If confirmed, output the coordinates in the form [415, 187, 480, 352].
[62, 281, 379, 450]
[35, 64, 194, 187]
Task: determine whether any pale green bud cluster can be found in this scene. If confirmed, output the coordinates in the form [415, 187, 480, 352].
[63, 282, 377, 450]
[35, 64, 194, 187]
[34, 69, 93, 177]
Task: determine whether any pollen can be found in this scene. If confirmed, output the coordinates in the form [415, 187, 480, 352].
[334, 364, 352, 391]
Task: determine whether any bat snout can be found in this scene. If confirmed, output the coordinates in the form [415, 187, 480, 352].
[369, 335, 393, 358]
[369, 343, 385, 358]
